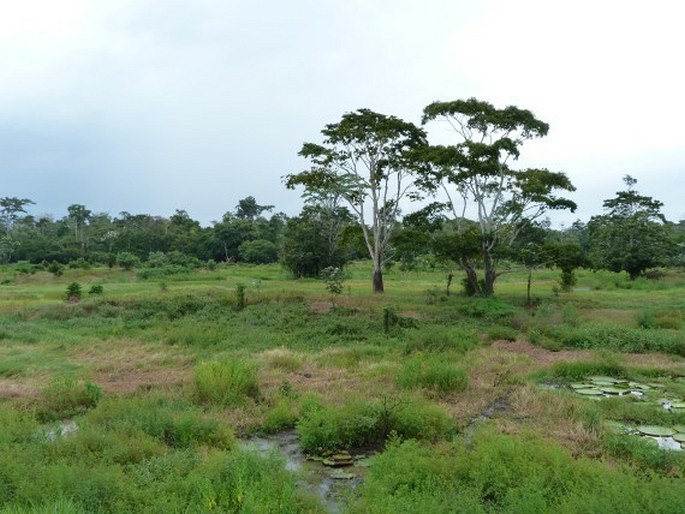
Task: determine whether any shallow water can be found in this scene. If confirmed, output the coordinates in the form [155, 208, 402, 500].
[241, 430, 367, 513]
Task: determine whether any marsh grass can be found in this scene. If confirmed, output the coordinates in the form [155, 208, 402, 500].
[396, 356, 469, 396]
[0, 262, 684, 512]
[194, 358, 261, 407]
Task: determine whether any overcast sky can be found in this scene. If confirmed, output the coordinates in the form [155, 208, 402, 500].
[2, 0, 684, 226]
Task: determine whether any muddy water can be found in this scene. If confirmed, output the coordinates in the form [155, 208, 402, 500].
[241, 430, 366, 513]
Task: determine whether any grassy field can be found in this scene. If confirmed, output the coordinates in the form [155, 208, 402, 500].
[0, 262, 684, 513]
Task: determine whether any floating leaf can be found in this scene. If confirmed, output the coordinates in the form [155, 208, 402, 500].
[588, 376, 617, 383]
[354, 456, 375, 467]
[575, 388, 603, 396]
[671, 425, 685, 433]
[600, 386, 627, 395]
[672, 433, 685, 443]
[569, 382, 590, 389]
[636, 425, 676, 437]
[329, 469, 355, 480]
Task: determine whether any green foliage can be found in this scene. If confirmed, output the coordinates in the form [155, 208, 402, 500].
[115, 252, 140, 270]
[194, 358, 260, 407]
[404, 325, 478, 354]
[636, 309, 682, 330]
[38, 377, 102, 421]
[396, 357, 468, 396]
[85, 396, 235, 449]
[351, 433, 685, 513]
[321, 267, 345, 306]
[261, 398, 300, 434]
[297, 397, 454, 452]
[87, 284, 103, 295]
[419, 98, 576, 296]
[549, 322, 684, 356]
[65, 282, 82, 302]
[137, 265, 191, 280]
[235, 283, 246, 311]
[280, 205, 352, 278]
[238, 239, 279, 264]
[588, 176, 675, 279]
[47, 261, 64, 276]
[285, 108, 429, 293]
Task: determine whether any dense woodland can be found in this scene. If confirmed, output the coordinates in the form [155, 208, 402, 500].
[0, 184, 683, 289]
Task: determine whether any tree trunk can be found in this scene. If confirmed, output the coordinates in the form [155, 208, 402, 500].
[526, 269, 532, 306]
[482, 247, 496, 296]
[462, 263, 480, 296]
[373, 268, 384, 293]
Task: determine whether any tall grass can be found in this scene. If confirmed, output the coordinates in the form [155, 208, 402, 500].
[194, 358, 261, 406]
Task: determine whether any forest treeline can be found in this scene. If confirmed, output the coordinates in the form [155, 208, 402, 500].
[3, 98, 685, 294]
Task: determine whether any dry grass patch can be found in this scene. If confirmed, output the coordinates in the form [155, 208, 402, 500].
[501, 384, 601, 457]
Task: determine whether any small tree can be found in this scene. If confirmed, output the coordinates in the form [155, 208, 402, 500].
[65, 282, 82, 302]
[116, 251, 140, 270]
[588, 175, 674, 279]
[321, 266, 345, 307]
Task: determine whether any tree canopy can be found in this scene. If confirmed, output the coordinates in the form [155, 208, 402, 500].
[285, 108, 428, 292]
[418, 98, 577, 295]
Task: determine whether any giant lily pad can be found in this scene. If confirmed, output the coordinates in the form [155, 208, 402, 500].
[575, 388, 603, 396]
[569, 382, 590, 389]
[636, 425, 676, 437]
[672, 425, 685, 433]
[588, 376, 617, 383]
[672, 433, 685, 443]
[600, 386, 627, 395]
[329, 470, 355, 480]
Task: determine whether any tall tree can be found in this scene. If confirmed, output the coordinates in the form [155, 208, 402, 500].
[588, 175, 674, 279]
[235, 196, 274, 221]
[285, 108, 427, 293]
[0, 197, 34, 233]
[67, 204, 92, 244]
[419, 98, 576, 296]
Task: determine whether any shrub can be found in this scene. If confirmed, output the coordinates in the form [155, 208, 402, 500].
[297, 396, 454, 453]
[396, 357, 468, 396]
[351, 432, 685, 513]
[65, 282, 82, 302]
[261, 399, 299, 434]
[550, 322, 684, 356]
[46, 261, 64, 276]
[194, 358, 260, 406]
[487, 325, 517, 342]
[39, 377, 102, 421]
[115, 252, 140, 270]
[88, 284, 104, 296]
[404, 325, 477, 354]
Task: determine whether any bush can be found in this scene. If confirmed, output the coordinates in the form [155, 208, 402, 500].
[65, 282, 82, 302]
[115, 252, 140, 271]
[396, 357, 468, 396]
[88, 284, 104, 296]
[238, 239, 278, 264]
[46, 261, 64, 276]
[38, 377, 102, 421]
[85, 396, 234, 449]
[297, 397, 454, 452]
[194, 358, 260, 406]
[350, 432, 685, 513]
[404, 326, 477, 354]
[550, 322, 684, 356]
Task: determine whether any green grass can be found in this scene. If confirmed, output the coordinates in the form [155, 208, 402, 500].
[0, 262, 683, 512]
